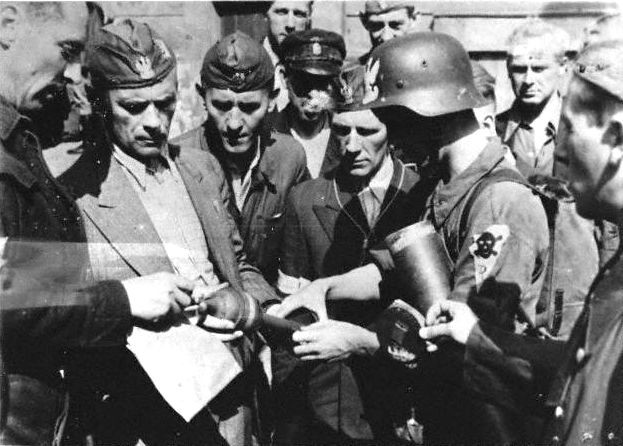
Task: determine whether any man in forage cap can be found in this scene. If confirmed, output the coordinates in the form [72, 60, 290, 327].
[46, 20, 278, 446]
[172, 31, 308, 288]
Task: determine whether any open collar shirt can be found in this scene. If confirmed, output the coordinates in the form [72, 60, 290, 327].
[112, 145, 219, 285]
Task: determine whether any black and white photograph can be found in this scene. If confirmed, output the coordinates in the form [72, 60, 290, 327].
[1, 1, 622, 444]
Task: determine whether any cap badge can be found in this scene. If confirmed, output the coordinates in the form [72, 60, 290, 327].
[363, 57, 380, 104]
[153, 39, 171, 61]
[338, 75, 353, 104]
[231, 71, 247, 86]
[312, 42, 322, 56]
[135, 56, 155, 79]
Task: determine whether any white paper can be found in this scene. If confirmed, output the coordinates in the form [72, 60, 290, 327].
[126, 323, 242, 422]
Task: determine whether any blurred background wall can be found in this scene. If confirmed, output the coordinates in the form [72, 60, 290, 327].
[98, 1, 619, 138]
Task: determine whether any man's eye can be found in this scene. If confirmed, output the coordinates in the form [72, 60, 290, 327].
[273, 8, 288, 15]
[389, 21, 405, 30]
[332, 125, 350, 137]
[366, 21, 384, 33]
[59, 42, 83, 63]
[357, 127, 380, 137]
[531, 66, 547, 74]
[212, 100, 233, 112]
[239, 102, 261, 114]
[293, 10, 308, 18]
[155, 97, 177, 111]
[510, 66, 528, 75]
[121, 102, 148, 114]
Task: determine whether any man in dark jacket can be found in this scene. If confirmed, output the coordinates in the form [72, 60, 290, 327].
[172, 31, 308, 286]
[0, 3, 193, 445]
[420, 40, 623, 446]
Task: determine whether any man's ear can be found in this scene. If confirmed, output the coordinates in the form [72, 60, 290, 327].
[604, 111, 623, 150]
[0, 5, 19, 50]
[483, 114, 497, 137]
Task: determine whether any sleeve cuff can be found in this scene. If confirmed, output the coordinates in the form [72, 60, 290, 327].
[276, 270, 311, 295]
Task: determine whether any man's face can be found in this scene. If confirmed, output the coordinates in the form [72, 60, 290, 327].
[333, 109, 388, 178]
[556, 77, 620, 220]
[287, 71, 334, 123]
[204, 88, 272, 154]
[108, 70, 178, 161]
[508, 40, 564, 108]
[6, 3, 87, 112]
[364, 8, 414, 48]
[266, 1, 311, 46]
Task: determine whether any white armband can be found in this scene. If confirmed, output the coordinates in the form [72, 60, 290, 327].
[277, 270, 311, 295]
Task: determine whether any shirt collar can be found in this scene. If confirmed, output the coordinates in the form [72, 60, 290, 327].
[362, 154, 394, 202]
[505, 92, 561, 138]
[0, 96, 27, 142]
[431, 138, 508, 227]
[112, 144, 172, 189]
[262, 36, 281, 67]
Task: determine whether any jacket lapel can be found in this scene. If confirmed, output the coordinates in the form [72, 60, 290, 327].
[312, 177, 369, 242]
[80, 159, 172, 276]
[175, 153, 243, 288]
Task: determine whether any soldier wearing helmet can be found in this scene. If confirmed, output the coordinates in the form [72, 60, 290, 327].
[420, 40, 623, 446]
[274, 32, 550, 444]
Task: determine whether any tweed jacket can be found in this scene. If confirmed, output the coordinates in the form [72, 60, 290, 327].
[45, 140, 277, 446]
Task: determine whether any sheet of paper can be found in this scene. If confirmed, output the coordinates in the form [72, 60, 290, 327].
[127, 323, 242, 422]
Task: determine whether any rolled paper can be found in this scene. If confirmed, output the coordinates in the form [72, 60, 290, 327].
[385, 221, 453, 315]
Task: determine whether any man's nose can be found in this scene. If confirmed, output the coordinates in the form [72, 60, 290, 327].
[345, 129, 360, 154]
[142, 104, 162, 132]
[285, 12, 295, 31]
[226, 108, 243, 131]
[525, 67, 536, 84]
[380, 24, 394, 43]
[63, 62, 83, 84]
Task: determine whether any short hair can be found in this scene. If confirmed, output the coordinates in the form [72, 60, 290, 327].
[25, 2, 63, 22]
[506, 18, 570, 63]
[470, 60, 496, 102]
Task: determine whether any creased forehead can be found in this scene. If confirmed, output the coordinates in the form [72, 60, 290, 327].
[509, 39, 560, 61]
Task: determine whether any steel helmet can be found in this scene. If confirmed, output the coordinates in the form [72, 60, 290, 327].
[361, 32, 489, 116]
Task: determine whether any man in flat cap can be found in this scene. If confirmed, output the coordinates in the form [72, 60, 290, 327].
[46, 20, 277, 446]
[172, 31, 308, 287]
[263, 1, 313, 112]
[272, 29, 346, 178]
[358, 1, 419, 66]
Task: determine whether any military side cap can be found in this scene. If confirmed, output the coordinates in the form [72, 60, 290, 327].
[281, 29, 346, 77]
[361, 1, 414, 16]
[87, 19, 176, 89]
[574, 40, 623, 103]
[200, 31, 274, 92]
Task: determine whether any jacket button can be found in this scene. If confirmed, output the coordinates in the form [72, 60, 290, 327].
[608, 432, 615, 441]
[552, 435, 560, 445]
[582, 432, 594, 442]
[101, 393, 111, 402]
[576, 348, 586, 363]
[555, 406, 564, 418]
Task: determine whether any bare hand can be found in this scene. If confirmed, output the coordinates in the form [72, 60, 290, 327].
[292, 320, 379, 361]
[123, 272, 193, 323]
[418, 301, 478, 348]
[274, 279, 329, 321]
[191, 282, 228, 301]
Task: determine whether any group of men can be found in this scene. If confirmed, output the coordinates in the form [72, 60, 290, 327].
[2, 1, 623, 446]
